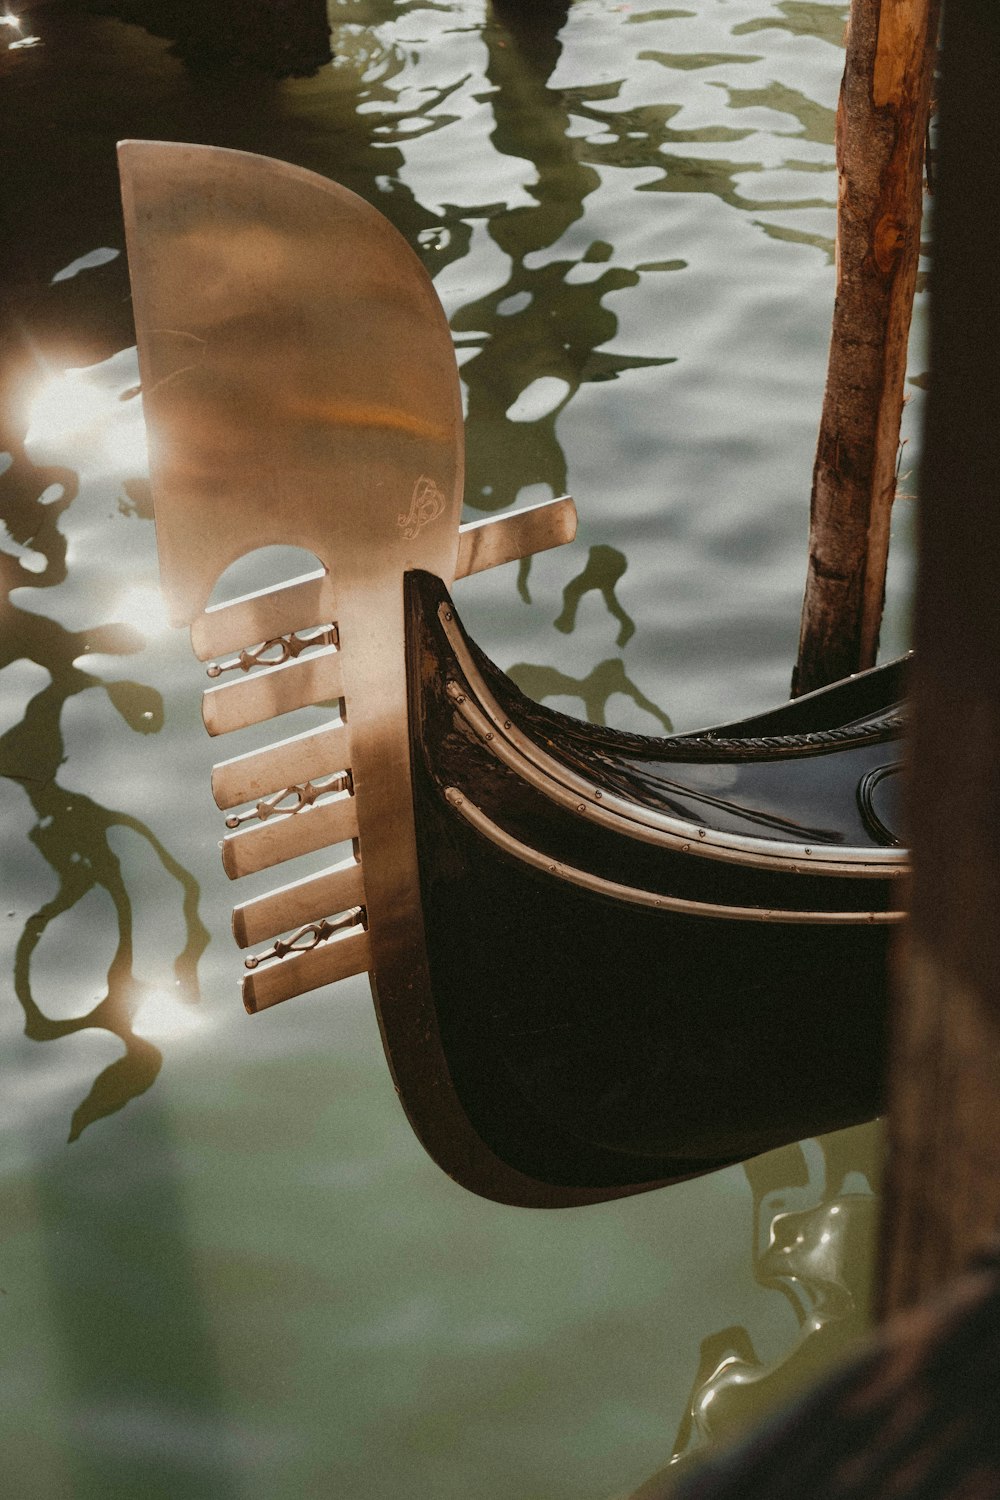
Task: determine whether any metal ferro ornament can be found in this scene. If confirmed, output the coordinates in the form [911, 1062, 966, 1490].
[118, 141, 581, 1205]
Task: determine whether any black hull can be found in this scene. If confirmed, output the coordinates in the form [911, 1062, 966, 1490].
[406, 571, 904, 1195]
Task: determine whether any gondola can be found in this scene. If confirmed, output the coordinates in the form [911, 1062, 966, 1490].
[118, 141, 907, 1208]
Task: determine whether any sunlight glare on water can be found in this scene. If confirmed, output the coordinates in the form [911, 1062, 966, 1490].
[23, 349, 148, 482]
[112, 584, 172, 640]
[131, 985, 210, 1044]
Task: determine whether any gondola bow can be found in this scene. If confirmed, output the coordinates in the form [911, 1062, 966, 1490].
[119, 141, 907, 1207]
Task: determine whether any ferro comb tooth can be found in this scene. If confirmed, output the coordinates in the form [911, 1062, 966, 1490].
[191, 570, 337, 662]
[221, 791, 359, 879]
[202, 647, 344, 737]
[242, 926, 372, 1014]
[232, 856, 365, 948]
[455, 496, 577, 579]
[211, 722, 351, 810]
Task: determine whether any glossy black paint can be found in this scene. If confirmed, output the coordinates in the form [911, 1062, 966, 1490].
[406, 571, 904, 1192]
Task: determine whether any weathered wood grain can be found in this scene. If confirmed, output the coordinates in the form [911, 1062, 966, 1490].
[794, 0, 939, 696]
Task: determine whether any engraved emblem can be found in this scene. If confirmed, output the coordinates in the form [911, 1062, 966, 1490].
[398, 475, 446, 539]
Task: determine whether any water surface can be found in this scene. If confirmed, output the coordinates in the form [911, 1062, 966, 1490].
[0, 2, 921, 1495]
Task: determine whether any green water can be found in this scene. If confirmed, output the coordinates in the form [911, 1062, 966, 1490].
[0, 2, 921, 1495]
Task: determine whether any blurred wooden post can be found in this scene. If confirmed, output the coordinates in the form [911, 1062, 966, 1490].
[792, 0, 939, 697]
[84, 0, 332, 76]
[880, 3, 1000, 1315]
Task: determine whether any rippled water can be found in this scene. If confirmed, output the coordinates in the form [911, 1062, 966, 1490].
[1, 2, 921, 1496]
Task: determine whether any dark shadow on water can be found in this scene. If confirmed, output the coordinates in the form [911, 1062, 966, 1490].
[555, 543, 637, 647]
[731, 1, 849, 48]
[79, 0, 332, 77]
[32, 1101, 244, 1499]
[508, 655, 673, 732]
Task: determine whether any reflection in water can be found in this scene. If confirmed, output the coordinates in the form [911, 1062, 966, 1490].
[1, 393, 208, 1139]
[629, 1130, 879, 1499]
[672, 1127, 880, 1465]
[555, 543, 636, 647]
[3, 7, 43, 53]
[513, 534, 670, 727]
[723, 81, 836, 146]
[576, 89, 833, 219]
[77, 0, 332, 77]
[51, 247, 121, 284]
[637, 50, 762, 72]
[731, 1, 849, 47]
[509, 655, 673, 733]
[454, 1, 677, 533]
[625, 9, 699, 22]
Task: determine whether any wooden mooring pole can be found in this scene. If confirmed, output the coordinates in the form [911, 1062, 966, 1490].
[793, 0, 939, 698]
[879, 1, 1000, 1317]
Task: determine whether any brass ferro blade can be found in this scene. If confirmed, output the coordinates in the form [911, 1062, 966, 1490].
[119, 142, 581, 1206]
[119, 139, 465, 622]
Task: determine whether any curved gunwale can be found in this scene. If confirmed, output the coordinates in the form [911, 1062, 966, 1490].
[444, 787, 904, 925]
[437, 597, 909, 881]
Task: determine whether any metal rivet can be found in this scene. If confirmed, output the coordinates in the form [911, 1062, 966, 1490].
[697, 829, 706, 838]
[594, 791, 602, 800]
[444, 610, 453, 621]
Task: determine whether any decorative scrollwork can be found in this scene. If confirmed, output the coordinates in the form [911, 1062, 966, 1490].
[207, 624, 338, 678]
[224, 770, 352, 829]
[397, 475, 445, 540]
[244, 907, 365, 969]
